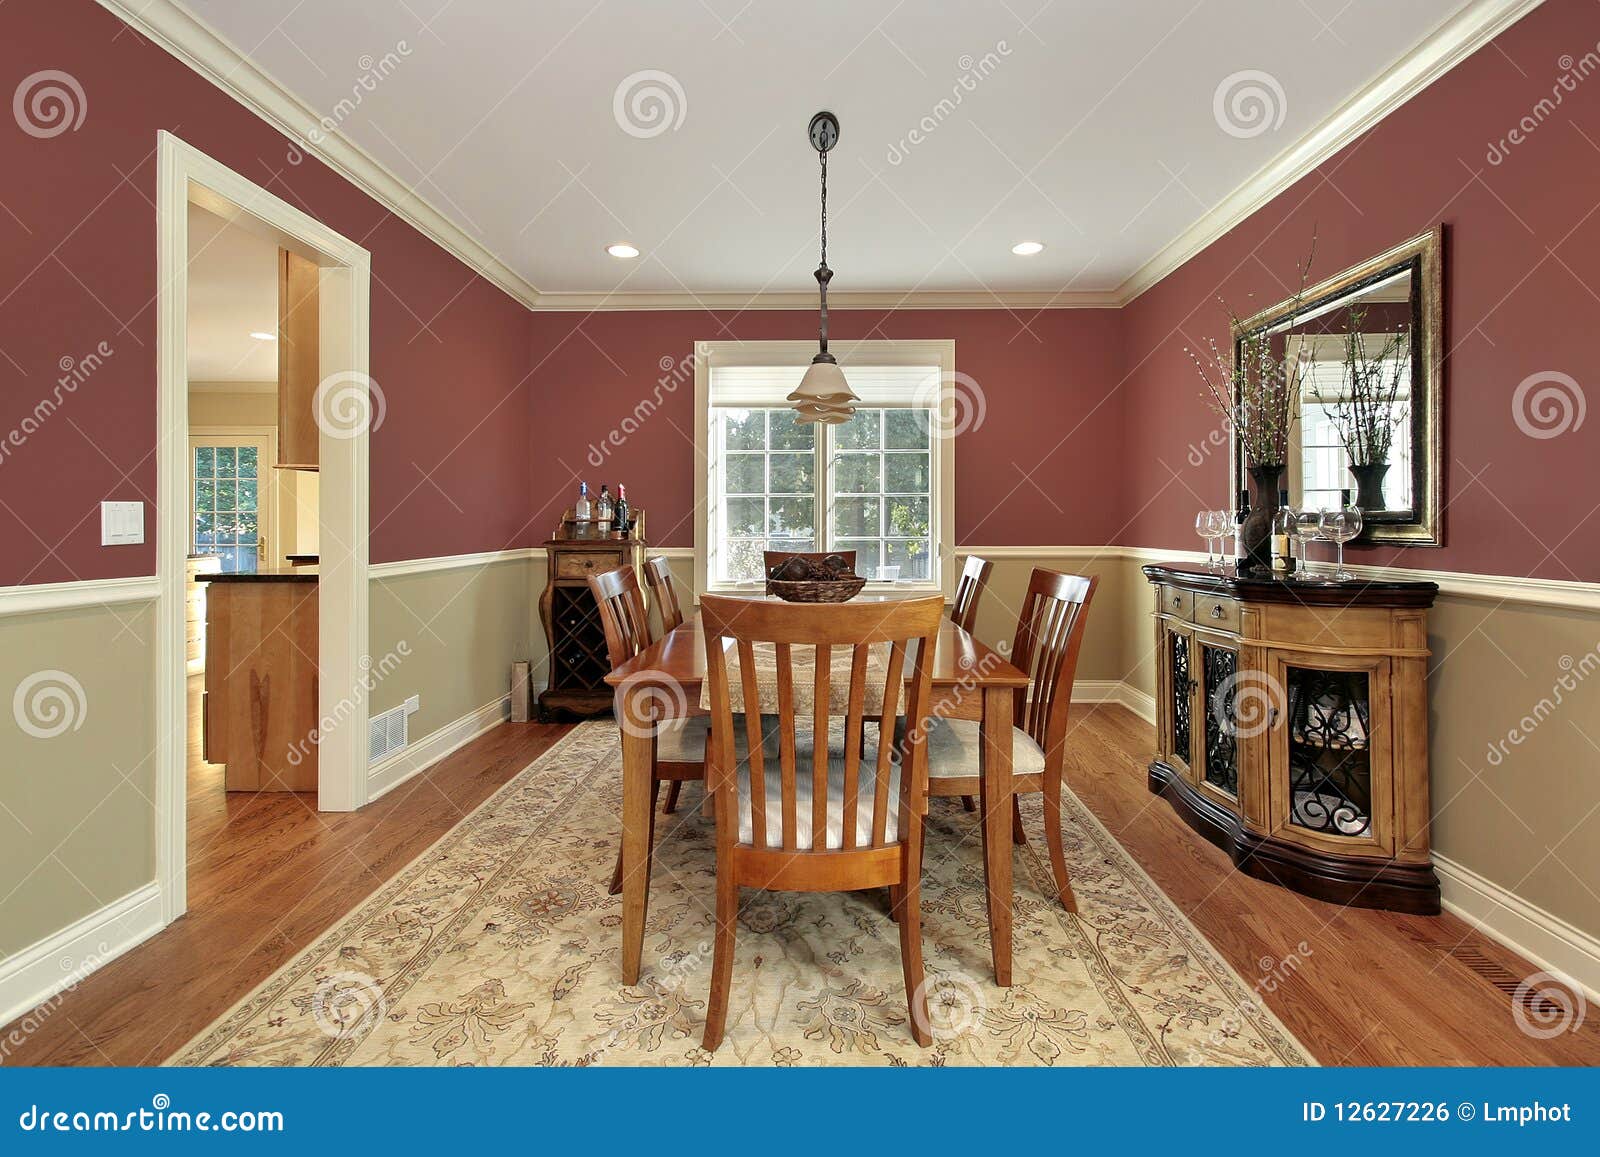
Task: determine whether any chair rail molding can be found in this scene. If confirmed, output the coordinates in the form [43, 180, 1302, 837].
[0, 576, 160, 618]
[369, 549, 538, 580]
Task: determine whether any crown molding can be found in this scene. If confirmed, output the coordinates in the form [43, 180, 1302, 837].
[528, 289, 1122, 312]
[96, 0, 542, 310]
[1116, 0, 1545, 304]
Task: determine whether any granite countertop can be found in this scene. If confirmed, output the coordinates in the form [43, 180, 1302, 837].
[197, 566, 319, 584]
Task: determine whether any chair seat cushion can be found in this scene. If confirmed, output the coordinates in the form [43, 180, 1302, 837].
[919, 716, 1048, 778]
[657, 715, 710, 762]
[733, 720, 901, 850]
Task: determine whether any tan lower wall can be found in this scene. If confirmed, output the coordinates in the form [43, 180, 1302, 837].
[368, 557, 536, 739]
[1119, 557, 1600, 944]
[0, 601, 157, 956]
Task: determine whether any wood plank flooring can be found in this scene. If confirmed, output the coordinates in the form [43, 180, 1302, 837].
[4, 690, 1597, 1066]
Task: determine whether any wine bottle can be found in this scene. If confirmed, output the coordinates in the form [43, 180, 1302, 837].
[596, 485, 613, 532]
[614, 483, 631, 538]
[1272, 488, 1296, 576]
[1234, 488, 1251, 569]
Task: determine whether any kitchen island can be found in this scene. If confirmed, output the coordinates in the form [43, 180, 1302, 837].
[197, 567, 319, 792]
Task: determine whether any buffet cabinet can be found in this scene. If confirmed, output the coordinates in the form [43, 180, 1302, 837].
[536, 509, 647, 721]
[1143, 565, 1440, 914]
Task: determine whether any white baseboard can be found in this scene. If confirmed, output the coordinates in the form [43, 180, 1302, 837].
[0, 882, 163, 1032]
[1434, 853, 1600, 1003]
[366, 695, 511, 801]
[1073, 679, 1157, 724]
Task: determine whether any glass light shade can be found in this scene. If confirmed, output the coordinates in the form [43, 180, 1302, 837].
[787, 358, 857, 404]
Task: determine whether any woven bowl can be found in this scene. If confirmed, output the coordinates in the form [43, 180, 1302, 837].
[765, 575, 868, 603]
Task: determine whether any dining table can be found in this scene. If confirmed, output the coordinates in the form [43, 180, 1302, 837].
[603, 596, 1032, 988]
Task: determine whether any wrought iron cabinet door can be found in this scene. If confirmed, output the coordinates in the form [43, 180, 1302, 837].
[1265, 650, 1396, 859]
[1192, 629, 1245, 812]
[1155, 616, 1197, 781]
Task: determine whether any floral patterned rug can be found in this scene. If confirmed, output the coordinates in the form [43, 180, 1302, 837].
[169, 722, 1313, 1067]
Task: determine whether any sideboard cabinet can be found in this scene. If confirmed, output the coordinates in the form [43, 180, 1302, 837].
[1143, 564, 1440, 914]
[537, 509, 647, 721]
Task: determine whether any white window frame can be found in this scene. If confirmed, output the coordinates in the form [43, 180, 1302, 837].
[693, 339, 956, 600]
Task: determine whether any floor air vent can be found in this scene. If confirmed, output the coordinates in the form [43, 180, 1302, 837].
[1448, 945, 1565, 1016]
[369, 704, 409, 762]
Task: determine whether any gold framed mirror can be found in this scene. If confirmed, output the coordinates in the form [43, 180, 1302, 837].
[1232, 227, 1443, 546]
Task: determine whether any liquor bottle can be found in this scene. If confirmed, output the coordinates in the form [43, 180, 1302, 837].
[596, 485, 613, 532]
[575, 481, 592, 524]
[613, 484, 631, 538]
[1272, 488, 1296, 576]
[1233, 489, 1251, 569]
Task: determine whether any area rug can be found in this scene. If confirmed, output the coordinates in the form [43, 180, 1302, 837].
[169, 722, 1313, 1067]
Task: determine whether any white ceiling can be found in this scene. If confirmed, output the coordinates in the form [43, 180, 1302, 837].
[178, 0, 1474, 296]
[186, 202, 278, 381]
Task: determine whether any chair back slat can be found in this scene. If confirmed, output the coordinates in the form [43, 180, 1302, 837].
[840, 644, 870, 849]
[872, 640, 908, 848]
[700, 595, 943, 855]
[588, 566, 654, 672]
[951, 555, 993, 633]
[642, 556, 685, 633]
[736, 640, 767, 849]
[1007, 569, 1098, 756]
[775, 642, 798, 850]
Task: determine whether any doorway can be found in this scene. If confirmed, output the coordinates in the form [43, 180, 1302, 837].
[156, 132, 373, 925]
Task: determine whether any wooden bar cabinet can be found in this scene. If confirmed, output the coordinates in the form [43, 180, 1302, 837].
[537, 508, 647, 721]
[1143, 564, 1441, 914]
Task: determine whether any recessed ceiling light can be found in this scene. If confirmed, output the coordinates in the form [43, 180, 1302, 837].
[1011, 241, 1044, 256]
[249, 331, 277, 341]
[606, 243, 640, 259]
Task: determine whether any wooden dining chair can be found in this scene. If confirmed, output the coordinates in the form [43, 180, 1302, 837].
[950, 555, 993, 632]
[921, 568, 1097, 914]
[588, 565, 708, 893]
[698, 593, 944, 1051]
[762, 549, 857, 575]
[642, 555, 685, 634]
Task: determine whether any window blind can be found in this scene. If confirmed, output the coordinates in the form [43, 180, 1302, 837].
[708, 363, 943, 407]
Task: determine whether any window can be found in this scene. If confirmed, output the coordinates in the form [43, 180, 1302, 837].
[189, 431, 274, 573]
[695, 340, 955, 595]
[1288, 334, 1411, 512]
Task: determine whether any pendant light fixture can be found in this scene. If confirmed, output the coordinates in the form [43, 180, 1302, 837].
[789, 111, 857, 425]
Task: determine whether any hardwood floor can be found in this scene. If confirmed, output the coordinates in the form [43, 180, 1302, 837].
[4, 696, 1597, 1066]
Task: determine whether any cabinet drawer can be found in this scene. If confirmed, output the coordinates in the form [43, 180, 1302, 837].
[1194, 594, 1241, 633]
[1159, 585, 1193, 620]
[555, 551, 622, 579]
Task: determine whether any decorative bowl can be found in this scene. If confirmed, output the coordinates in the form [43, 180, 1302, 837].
[765, 576, 867, 603]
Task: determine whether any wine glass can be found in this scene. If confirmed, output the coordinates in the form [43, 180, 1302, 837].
[1293, 510, 1323, 577]
[1196, 511, 1216, 571]
[1319, 504, 1363, 581]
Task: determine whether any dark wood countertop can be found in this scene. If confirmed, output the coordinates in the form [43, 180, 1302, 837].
[1143, 563, 1437, 608]
[197, 567, 319, 584]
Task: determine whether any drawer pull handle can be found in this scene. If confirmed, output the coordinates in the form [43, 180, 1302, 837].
[1209, 604, 1225, 619]
[1172, 596, 1182, 607]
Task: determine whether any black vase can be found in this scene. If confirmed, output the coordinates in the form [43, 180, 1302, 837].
[1241, 464, 1284, 575]
[1349, 462, 1389, 511]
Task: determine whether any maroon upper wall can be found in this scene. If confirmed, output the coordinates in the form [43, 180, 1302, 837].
[1120, 0, 1600, 581]
[526, 307, 1127, 548]
[0, 0, 531, 584]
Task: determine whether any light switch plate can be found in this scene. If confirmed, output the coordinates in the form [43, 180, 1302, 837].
[100, 501, 144, 546]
